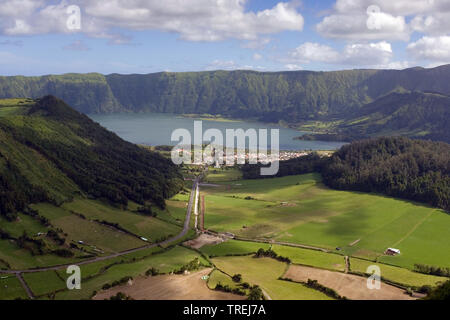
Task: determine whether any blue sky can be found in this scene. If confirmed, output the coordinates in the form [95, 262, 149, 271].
[0, 0, 449, 76]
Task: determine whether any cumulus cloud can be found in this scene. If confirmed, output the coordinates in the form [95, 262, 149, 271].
[407, 36, 450, 62]
[287, 41, 409, 69]
[315, 0, 450, 42]
[0, 0, 304, 45]
[317, 0, 413, 41]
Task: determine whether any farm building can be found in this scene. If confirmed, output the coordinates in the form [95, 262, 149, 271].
[385, 248, 401, 256]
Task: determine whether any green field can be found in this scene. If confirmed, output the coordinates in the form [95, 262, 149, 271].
[212, 256, 333, 300]
[0, 238, 81, 270]
[271, 245, 346, 272]
[202, 173, 450, 269]
[51, 246, 210, 300]
[0, 276, 28, 300]
[23, 270, 66, 297]
[60, 199, 182, 243]
[201, 240, 270, 257]
[0, 213, 49, 239]
[349, 258, 448, 288]
[207, 269, 244, 292]
[204, 167, 242, 183]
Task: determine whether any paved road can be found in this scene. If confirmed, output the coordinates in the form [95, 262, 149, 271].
[0, 176, 200, 276]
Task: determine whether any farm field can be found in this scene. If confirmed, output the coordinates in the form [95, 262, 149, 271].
[23, 270, 66, 297]
[283, 265, 414, 300]
[271, 245, 345, 272]
[200, 240, 270, 257]
[34, 204, 145, 254]
[204, 167, 242, 183]
[202, 173, 450, 269]
[0, 238, 82, 270]
[212, 256, 333, 300]
[51, 245, 209, 300]
[60, 199, 182, 243]
[93, 268, 244, 300]
[349, 258, 448, 288]
[0, 276, 28, 300]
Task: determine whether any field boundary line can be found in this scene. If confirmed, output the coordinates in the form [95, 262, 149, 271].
[391, 210, 435, 248]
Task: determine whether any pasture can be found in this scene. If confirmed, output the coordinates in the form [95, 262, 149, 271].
[200, 240, 270, 257]
[52, 245, 209, 300]
[61, 198, 182, 243]
[202, 173, 450, 269]
[212, 256, 333, 300]
[0, 276, 28, 300]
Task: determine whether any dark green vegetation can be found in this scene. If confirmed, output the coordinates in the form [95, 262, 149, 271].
[243, 137, 450, 212]
[424, 280, 450, 300]
[1, 65, 450, 142]
[297, 91, 450, 142]
[0, 96, 183, 220]
[322, 137, 450, 212]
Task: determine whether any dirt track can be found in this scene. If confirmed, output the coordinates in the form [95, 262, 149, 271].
[93, 268, 245, 300]
[284, 265, 415, 300]
[184, 233, 224, 249]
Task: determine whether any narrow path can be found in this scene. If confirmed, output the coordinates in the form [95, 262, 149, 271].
[16, 273, 34, 300]
[0, 176, 201, 276]
[261, 289, 272, 301]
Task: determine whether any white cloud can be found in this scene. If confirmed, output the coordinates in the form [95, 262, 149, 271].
[253, 53, 263, 61]
[284, 64, 303, 70]
[205, 59, 266, 71]
[317, 1, 410, 41]
[286, 41, 408, 69]
[407, 36, 450, 61]
[315, 0, 450, 42]
[289, 42, 339, 63]
[0, 0, 304, 45]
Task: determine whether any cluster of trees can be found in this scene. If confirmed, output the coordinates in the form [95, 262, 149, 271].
[304, 279, 344, 300]
[214, 283, 246, 296]
[322, 137, 450, 211]
[0, 96, 184, 219]
[242, 153, 325, 179]
[254, 248, 291, 264]
[174, 258, 203, 274]
[424, 280, 450, 300]
[414, 264, 450, 277]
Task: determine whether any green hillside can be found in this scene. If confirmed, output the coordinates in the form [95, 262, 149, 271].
[299, 91, 450, 143]
[0, 96, 183, 220]
[0, 65, 449, 120]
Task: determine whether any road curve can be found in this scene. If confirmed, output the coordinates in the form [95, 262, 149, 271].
[0, 176, 200, 275]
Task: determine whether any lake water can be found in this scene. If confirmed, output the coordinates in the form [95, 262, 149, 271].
[89, 113, 346, 151]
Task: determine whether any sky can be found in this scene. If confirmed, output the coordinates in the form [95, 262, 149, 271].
[1, 0, 450, 76]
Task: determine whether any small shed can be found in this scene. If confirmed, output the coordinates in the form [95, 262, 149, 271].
[385, 248, 401, 256]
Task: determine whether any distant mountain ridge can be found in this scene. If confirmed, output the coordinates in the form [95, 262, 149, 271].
[1, 65, 450, 119]
[0, 65, 449, 142]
